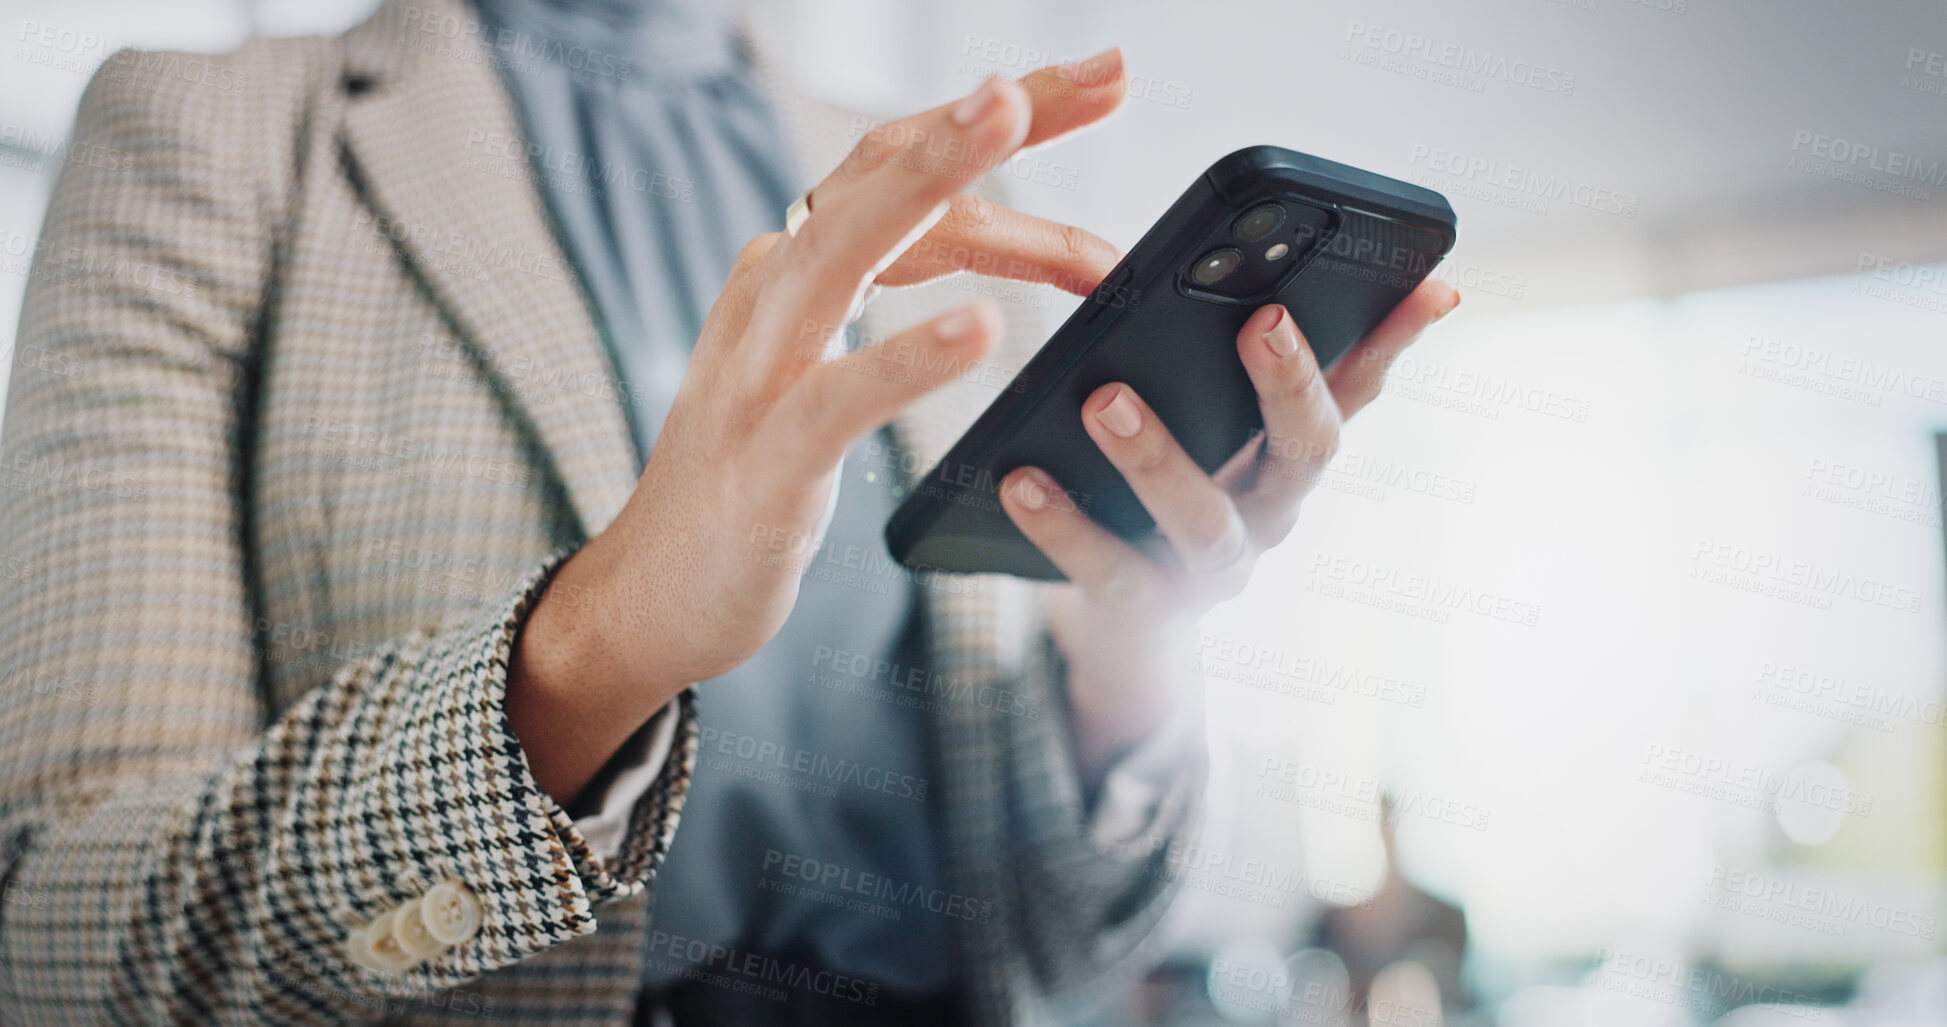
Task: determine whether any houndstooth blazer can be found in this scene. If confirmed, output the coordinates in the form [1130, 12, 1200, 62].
[0, 0, 1205, 1023]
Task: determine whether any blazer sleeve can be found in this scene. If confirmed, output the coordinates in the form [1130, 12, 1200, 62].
[0, 52, 695, 1025]
[1003, 623, 1209, 999]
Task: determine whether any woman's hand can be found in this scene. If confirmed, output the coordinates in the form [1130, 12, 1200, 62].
[1000, 281, 1462, 781]
[509, 51, 1132, 804]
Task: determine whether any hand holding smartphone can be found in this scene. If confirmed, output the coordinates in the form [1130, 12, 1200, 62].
[885, 145, 1458, 579]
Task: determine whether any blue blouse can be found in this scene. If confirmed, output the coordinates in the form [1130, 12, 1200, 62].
[471, 0, 954, 998]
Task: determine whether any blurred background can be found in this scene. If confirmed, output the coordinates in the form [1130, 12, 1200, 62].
[3, 0, 1945, 1024]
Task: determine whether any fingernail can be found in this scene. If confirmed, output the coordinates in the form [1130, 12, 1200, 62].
[954, 78, 1000, 126]
[1435, 292, 1463, 321]
[937, 306, 981, 345]
[1062, 45, 1123, 85]
[1010, 470, 1049, 511]
[1263, 307, 1300, 357]
[1095, 386, 1143, 438]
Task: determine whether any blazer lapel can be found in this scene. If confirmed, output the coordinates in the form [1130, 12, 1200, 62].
[338, 2, 1040, 682]
[339, 0, 639, 539]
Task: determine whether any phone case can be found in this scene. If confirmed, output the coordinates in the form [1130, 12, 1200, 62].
[885, 145, 1457, 580]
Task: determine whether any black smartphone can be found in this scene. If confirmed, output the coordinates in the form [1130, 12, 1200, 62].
[885, 145, 1458, 580]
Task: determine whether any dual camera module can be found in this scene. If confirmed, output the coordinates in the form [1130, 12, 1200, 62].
[1185, 199, 1332, 299]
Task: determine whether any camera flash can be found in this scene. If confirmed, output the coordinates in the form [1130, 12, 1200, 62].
[1264, 243, 1290, 261]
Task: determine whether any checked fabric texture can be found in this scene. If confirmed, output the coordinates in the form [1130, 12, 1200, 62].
[0, 0, 1206, 1023]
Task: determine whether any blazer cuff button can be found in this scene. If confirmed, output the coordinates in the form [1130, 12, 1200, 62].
[391, 897, 447, 960]
[421, 880, 483, 946]
[346, 909, 421, 974]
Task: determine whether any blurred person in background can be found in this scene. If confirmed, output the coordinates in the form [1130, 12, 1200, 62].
[1316, 795, 1471, 1015]
[0, 0, 1456, 1023]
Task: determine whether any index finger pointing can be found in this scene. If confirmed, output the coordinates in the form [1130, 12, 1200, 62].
[1015, 46, 1128, 150]
[756, 76, 1035, 346]
[785, 43, 1131, 305]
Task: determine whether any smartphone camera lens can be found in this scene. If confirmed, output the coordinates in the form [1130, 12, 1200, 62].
[1191, 248, 1243, 286]
[1234, 203, 1286, 243]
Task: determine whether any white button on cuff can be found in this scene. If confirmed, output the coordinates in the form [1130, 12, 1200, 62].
[421, 880, 482, 947]
[347, 909, 421, 974]
[390, 897, 446, 960]
[344, 925, 389, 974]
